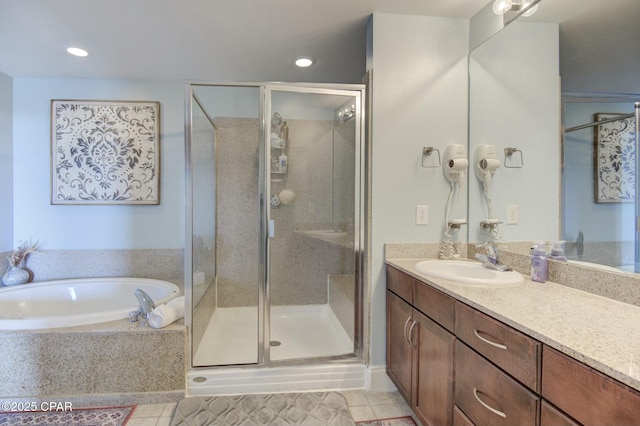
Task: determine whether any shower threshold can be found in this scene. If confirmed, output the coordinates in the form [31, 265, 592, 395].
[193, 304, 353, 366]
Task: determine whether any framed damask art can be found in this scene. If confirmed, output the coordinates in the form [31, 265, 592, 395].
[594, 112, 636, 203]
[51, 100, 160, 205]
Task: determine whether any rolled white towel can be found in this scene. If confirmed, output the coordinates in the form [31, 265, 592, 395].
[149, 296, 185, 329]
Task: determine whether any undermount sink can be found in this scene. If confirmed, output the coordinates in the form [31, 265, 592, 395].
[415, 260, 523, 287]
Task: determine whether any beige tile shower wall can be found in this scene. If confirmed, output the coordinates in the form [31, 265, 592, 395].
[213, 117, 260, 307]
[329, 274, 355, 341]
[191, 114, 217, 307]
[271, 119, 353, 305]
[215, 117, 355, 307]
[333, 118, 356, 227]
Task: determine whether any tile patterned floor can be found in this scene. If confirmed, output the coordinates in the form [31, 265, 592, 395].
[125, 391, 417, 426]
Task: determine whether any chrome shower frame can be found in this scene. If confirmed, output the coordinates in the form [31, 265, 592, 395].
[184, 81, 366, 371]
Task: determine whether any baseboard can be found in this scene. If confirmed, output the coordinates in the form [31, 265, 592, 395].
[366, 365, 397, 392]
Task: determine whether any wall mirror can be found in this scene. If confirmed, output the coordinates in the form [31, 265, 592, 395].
[468, 0, 640, 274]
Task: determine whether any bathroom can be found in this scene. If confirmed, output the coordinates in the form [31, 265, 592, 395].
[1, 0, 640, 424]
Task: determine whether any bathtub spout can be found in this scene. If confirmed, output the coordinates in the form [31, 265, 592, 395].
[130, 289, 157, 322]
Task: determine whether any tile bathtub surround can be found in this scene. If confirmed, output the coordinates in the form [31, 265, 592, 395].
[0, 320, 186, 399]
[23, 248, 184, 286]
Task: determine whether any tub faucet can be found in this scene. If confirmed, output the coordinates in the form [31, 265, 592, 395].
[130, 289, 156, 322]
[475, 243, 512, 272]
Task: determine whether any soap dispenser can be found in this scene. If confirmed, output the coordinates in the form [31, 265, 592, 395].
[549, 241, 568, 262]
[530, 242, 548, 283]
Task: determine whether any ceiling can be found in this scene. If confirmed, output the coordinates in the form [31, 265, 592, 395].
[0, 0, 489, 83]
[0, 0, 636, 91]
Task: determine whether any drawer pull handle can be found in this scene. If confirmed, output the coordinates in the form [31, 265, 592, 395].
[473, 329, 507, 350]
[408, 320, 418, 350]
[473, 387, 506, 419]
[403, 317, 412, 346]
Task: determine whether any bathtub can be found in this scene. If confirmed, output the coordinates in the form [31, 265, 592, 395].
[0, 277, 180, 330]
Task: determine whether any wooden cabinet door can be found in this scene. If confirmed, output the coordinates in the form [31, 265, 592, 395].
[412, 309, 454, 426]
[386, 290, 413, 402]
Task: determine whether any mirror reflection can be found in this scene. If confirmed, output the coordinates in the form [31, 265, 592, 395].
[469, 0, 640, 274]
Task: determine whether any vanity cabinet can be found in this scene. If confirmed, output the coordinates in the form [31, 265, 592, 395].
[541, 346, 640, 425]
[386, 264, 640, 426]
[386, 266, 455, 426]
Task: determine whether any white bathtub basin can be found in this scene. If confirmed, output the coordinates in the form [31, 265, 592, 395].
[415, 260, 523, 287]
[0, 277, 180, 330]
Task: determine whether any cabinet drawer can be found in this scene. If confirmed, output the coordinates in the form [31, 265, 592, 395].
[455, 302, 540, 391]
[540, 401, 579, 426]
[414, 280, 454, 332]
[386, 266, 412, 303]
[453, 405, 475, 426]
[455, 341, 539, 426]
[542, 345, 640, 425]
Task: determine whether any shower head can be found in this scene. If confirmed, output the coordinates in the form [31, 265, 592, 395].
[337, 106, 355, 122]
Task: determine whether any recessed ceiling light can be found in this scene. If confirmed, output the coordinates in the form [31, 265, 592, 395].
[67, 47, 88, 57]
[295, 57, 314, 68]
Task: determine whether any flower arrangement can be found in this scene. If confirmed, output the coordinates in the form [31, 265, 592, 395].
[6, 240, 39, 268]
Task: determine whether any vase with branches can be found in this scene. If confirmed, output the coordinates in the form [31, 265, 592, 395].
[2, 240, 39, 286]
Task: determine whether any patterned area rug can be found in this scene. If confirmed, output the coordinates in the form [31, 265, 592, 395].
[0, 406, 134, 426]
[170, 392, 355, 425]
[355, 416, 417, 426]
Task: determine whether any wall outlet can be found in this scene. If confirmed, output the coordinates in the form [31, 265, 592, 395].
[416, 205, 429, 225]
[506, 204, 519, 225]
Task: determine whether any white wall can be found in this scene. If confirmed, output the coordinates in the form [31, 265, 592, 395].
[468, 22, 560, 243]
[0, 72, 13, 251]
[368, 13, 469, 366]
[12, 78, 184, 249]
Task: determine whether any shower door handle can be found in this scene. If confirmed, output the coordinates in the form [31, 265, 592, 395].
[269, 220, 275, 238]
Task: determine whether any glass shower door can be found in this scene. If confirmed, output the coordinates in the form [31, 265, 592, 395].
[264, 86, 362, 362]
[189, 85, 262, 367]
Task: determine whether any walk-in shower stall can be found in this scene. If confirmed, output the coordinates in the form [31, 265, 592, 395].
[185, 83, 365, 393]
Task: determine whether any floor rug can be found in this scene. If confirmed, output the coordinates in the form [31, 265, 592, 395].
[170, 392, 355, 425]
[0, 406, 135, 426]
[355, 416, 417, 426]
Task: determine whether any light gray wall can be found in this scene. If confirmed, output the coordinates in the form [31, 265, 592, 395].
[368, 13, 470, 366]
[0, 72, 12, 251]
[12, 78, 184, 249]
[468, 22, 560, 243]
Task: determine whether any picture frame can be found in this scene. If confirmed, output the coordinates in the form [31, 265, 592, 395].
[51, 99, 160, 205]
[594, 112, 635, 203]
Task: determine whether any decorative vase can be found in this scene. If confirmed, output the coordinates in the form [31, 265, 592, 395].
[2, 266, 30, 286]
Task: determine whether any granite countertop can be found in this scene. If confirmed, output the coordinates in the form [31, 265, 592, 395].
[386, 258, 640, 393]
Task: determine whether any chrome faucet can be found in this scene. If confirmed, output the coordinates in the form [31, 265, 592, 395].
[130, 289, 156, 322]
[475, 243, 512, 272]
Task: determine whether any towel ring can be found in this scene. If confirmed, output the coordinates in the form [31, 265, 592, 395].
[422, 147, 441, 168]
[504, 147, 524, 168]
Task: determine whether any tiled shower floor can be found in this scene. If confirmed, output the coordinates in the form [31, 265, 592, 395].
[193, 304, 353, 366]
